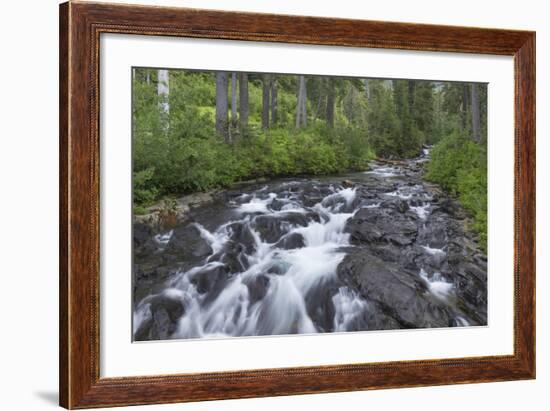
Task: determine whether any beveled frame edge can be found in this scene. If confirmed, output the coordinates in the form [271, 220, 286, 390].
[59, 1, 536, 409]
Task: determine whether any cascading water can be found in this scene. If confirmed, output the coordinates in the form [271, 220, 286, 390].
[134, 185, 368, 339]
[133, 147, 487, 341]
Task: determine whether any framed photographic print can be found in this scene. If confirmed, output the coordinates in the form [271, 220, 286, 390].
[59, 1, 535, 409]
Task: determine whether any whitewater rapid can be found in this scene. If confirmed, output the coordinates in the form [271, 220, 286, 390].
[135, 185, 368, 339]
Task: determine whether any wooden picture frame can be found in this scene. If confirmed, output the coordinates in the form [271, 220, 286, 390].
[59, 1, 535, 408]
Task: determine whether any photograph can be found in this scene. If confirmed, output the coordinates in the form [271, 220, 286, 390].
[131, 68, 488, 341]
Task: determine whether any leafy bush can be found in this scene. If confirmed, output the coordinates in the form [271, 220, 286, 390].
[426, 133, 487, 249]
[133, 167, 158, 206]
[132, 121, 375, 208]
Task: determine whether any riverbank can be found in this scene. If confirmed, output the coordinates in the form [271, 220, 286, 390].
[134, 171, 370, 233]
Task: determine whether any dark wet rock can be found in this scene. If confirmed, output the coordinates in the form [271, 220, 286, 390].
[284, 212, 312, 227]
[455, 271, 487, 308]
[415, 249, 447, 270]
[396, 200, 410, 213]
[359, 304, 402, 331]
[270, 198, 286, 211]
[246, 274, 271, 304]
[342, 179, 354, 188]
[133, 260, 174, 300]
[133, 222, 157, 256]
[253, 213, 309, 243]
[367, 243, 411, 264]
[305, 211, 323, 223]
[346, 207, 417, 246]
[134, 290, 186, 341]
[275, 233, 305, 249]
[165, 224, 212, 263]
[210, 240, 249, 274]
[253, 215, 290, 243]
[337, 251, 455, 328]
[191, 264, 229, 294]
[346, 219, 384, 243]
[301, 196, 323, 207]
[227, 222, 256, 254]
[304, 280, 339, 332]
[152, 291, 186, 322]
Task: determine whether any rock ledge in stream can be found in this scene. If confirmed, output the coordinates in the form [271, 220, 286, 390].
[337, 251, 457, 329]
[345, 207, 417, 246]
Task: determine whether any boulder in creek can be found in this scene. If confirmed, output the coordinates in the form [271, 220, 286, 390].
[134, 289, 186, 341]
[164, 224, 213, 264]
[209, 240, 249, 274]
[191, 264, 230, 295]
[274, 232, 305, 250]
[253, 213, 310, 243]
[269, 198, 286, 211]
[227, 221, 256, 254]
[337, 250, 456, 329]
[342, 179, 355, 188]
[133, 222, 158, 256]
[245, 274, 271, 304]
[395, 199, 410, 213]
[345, 207, 417, 246]
[304, 279, 340, 332]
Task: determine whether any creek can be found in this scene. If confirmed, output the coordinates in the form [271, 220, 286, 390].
[133, 149, 487, 340]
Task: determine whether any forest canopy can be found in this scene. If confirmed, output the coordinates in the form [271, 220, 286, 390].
[132, 68, 487, 247]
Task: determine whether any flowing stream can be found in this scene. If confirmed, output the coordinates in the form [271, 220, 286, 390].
[133, 149, 488, 341]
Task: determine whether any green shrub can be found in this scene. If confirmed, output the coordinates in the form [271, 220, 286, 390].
[133, 167, 158, 206]
[426, 133, 487, 250]
[132, 122, 375, 208]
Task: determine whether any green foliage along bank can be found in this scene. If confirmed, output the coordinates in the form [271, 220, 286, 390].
[426, 82, 488, 250]
[133, 124, 375, 208]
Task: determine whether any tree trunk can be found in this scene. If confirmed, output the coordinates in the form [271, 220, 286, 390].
[462, 83, 469, 132]
[344, 86, 355, 123]
[470, 83, 481, 143]
[262, 74, 271, 129]
[157, 69, 169, 115]
[313, 80, 323, 122]
[231, 72, 238, 126]
[296, 75, 307, 128]
[270, 78, 278, 126]
[302, 76, 307, 127]
[408, 81, 416, 110]
[364, 79, 370, 102]
[238, 73, 249, 131]
[215, 72, 229, 141]
[326, 78, 335, 128]
[295, 77, 302, 128]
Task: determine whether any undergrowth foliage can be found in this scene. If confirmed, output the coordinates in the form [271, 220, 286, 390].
[426, 133, 488, 250]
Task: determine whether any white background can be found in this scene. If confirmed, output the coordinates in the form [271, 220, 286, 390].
[0, 0, 547, 410]
[101, 34, 514, 377]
